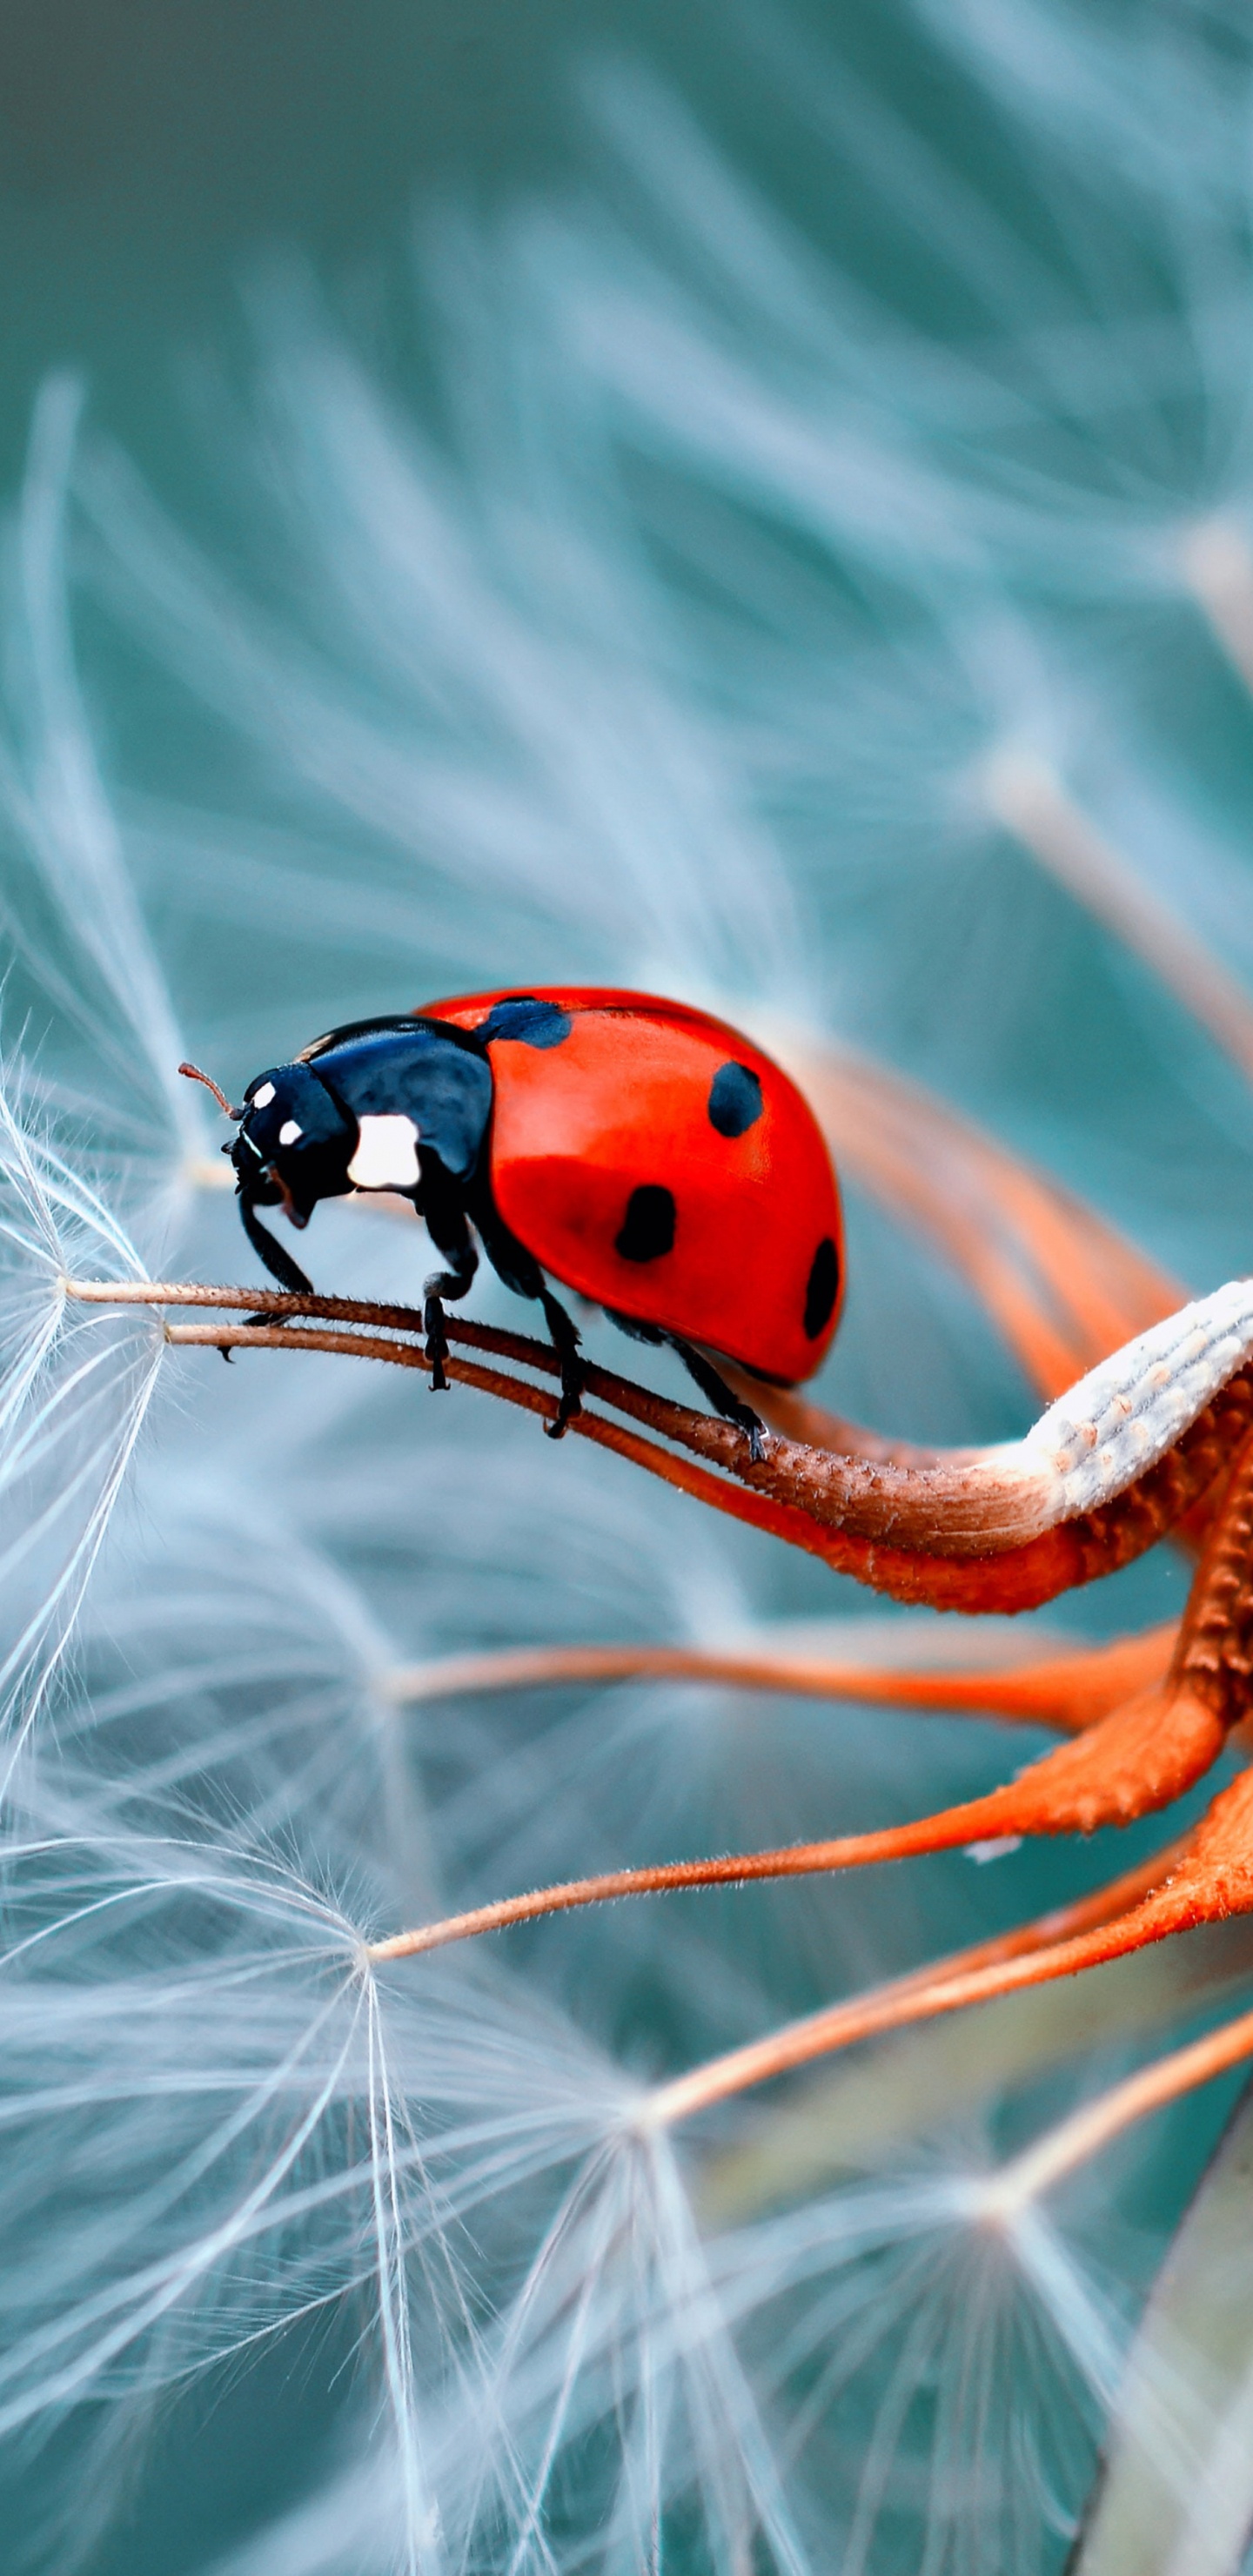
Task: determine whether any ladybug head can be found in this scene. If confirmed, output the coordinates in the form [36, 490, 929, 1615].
[180, 1058, 357, 1292]
[181, 1017, 494, 1295]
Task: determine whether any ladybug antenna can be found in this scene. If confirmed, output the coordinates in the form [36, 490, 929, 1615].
[178, 1062, 243, 1122]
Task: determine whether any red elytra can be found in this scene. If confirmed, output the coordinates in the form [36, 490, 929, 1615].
[422, 986, 844, 1385]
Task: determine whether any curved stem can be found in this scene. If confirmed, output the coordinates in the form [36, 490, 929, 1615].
[78, 1278, 1055, 1550]
[360, 1675, 1218, 1965]
[644, 1839, 1190, 2130]
[64, 1276, 1253, 1613]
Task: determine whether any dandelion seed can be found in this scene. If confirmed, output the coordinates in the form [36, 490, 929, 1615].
[0, 381, 211, 1222]
[0, 1079, 164, 1786]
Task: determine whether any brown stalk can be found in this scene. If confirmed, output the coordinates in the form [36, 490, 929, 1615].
[62, 1278, 1253, 1612]
[77, 1276, 1056, 1553]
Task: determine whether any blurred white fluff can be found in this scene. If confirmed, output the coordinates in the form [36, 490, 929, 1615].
[0, 378, 211, 1220]
[0, 1079, 162, 1788]
[493, 21, 1253, 1140]
[77, 303, 809, 1023]
[204, 2141, 1123, 2576]
[572, 12, 1253, 601]
[75, 10, 1253, 1184]
[0, 1798, 642, 2575]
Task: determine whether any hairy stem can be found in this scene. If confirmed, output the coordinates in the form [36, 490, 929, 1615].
[643, 1840, 1189, 2130]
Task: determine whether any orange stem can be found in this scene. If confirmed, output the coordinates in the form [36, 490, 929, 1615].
[366, 1423, 1253, 1963]
[361, 1680, 1223, 1965]
[985, 2001, 1253, 2210]
[646, 1837, 1194, 2128]
[646, 1768, 1253, 2129]
[381, 1624, 1176, 1734]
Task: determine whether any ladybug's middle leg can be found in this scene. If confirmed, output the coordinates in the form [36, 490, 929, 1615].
[422, 1238, 478, 1392]
[536, 1289, 585, 1441]
[465, 1195, 585, 1438]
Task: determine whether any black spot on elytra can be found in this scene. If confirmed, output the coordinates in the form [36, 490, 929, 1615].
[707, 1061, 763, 1137]
[803, 1238, 839, 1338]
[615, 1184, 676, 1263]
[478, 996, 572, 1049]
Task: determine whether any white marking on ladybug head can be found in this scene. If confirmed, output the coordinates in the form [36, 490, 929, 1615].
[278, 1119, 303, 1147]
[251, 1081, 276, 1110]
[347, 1113, 421, 1191]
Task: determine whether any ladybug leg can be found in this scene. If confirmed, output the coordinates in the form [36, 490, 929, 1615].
[238, 1191, 315, 1299]
[465, 1193, 584, 1437]
[423, 1247, 478, 1391]
[419, 1204, 479, 1396]
[667, 1336, 767, 1465]
[606, 1310, 767, 1461]
[423, 1265, 466, 1392]
[538, 1288, 585, 1441]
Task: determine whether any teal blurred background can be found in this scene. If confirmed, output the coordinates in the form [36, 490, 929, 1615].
[0, 0, 683, 477]
[0, 0, 593, 457]
[0, 0, 1014, 477]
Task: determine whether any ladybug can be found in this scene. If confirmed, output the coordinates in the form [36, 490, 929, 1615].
[181, 989, 844, 1458]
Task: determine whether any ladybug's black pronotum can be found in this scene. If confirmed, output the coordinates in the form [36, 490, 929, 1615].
[182, 987, 844, 1454]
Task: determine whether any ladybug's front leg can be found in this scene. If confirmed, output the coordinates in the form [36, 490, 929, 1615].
[417, 1176, 479, 1394]
[423, 1259, 476, 1392]
[537, 1288, 585, 1441]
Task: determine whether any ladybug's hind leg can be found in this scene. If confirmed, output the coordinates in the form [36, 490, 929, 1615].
[537, 1289, 585, 1441]
[668, 1337, 767, 1465]
[609, 1311, 767, 1464]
